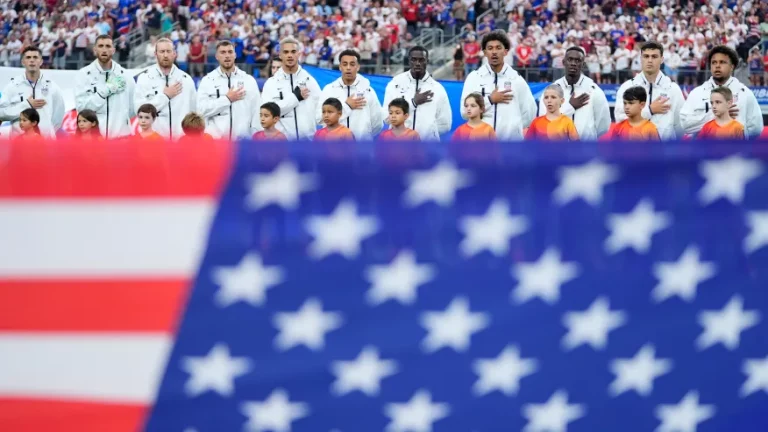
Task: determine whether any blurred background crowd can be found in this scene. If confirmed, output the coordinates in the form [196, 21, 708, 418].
[1, 0, 767, 84]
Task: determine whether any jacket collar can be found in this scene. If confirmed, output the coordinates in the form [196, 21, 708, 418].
[406, 70, 432, 83]
[92, 60, 119, 73]
[560, 74, 585, 89]
[215, 66, 242, 78]
[638, 71, 665, 86]
[483, 62, 515, 77]
[153, 64, 178, 78]
[336, 74, 362, 88]
[707, 76, 736, 89]
[16, 72, 45, 87]
[276, 65, 305, 80]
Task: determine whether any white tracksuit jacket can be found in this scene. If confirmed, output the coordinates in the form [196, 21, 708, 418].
[134, 64, 197, 140]
[315, 75, 383, 141]
[74, 60, 136, 139]
[460, 63, 536, 141]
[382, 71, 452, 141]
[261, 65, 322, 140]
[197, 66, 262, 140]
[680, 76, 764, 139]
[0, 72, 65, 138]
[614, 72, 685, 140]
[539, 74, 611, 140]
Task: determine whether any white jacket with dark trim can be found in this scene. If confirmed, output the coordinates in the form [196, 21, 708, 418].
[0, 72, 65, 138]
[261, 65, 322, 140]
[539, 74, 611, 140]
[134, 64, 197, 140]
[197, 66, 262, 140]
[614, 72, 684, 140]
[382, 71, 452, 141]
[680, 76, 764, 139]
[315, 75, 383, 141]
[74, 60, 136, 139]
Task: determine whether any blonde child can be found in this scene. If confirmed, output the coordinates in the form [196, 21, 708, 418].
[451, 93, 496, 141]
[252, 102, 287, 140]
[379, 98, 420, 141]
[525, 84, 579, 140]
[698, 87, 746, 139]
[178, 112, 214, 144]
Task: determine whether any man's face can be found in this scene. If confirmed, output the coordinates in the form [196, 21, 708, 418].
[93, 38, 115, 63]
[280, 42, 299, 67]
[339, 55, 359, 81]
[564, 50, 584, 76]
[484, 40, 508, 67]
[408, 50, 427, 76]
[216, 44, 236, 69]
[22, 50, 42, 73]
[641, 49, 662, 75]
[155, 41, 176, 68]
[710, 53, 733, 81]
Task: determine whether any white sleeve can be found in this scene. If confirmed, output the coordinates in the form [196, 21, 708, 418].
[74, 68, 108, 113]
[50, 83, 66, 131]
[744, 89, 765, 139]
[614, 82, 628, 123]
[261, 77, 299, 116]
[0, 82, 30, 121]
[196, 76, 232, 119]
[435, 84, 453, 135]
[367, 86, 384, 137]
[125, 71, 136, 117]
[670, 83, 685, 139]
[679, 87, 713, 136]
[305, 75, 322, 119]
[517, 78, 536, 128]
[316, 85, 333, 126]
[248, 78, 263, 135]
[381, 79, 402, 125]
[185, 74, 197, 116]
[593, 89, 611, 138]
[134, 73, 170, 114]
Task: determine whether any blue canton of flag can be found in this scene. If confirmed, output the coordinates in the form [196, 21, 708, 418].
[146, 141, 768, 432]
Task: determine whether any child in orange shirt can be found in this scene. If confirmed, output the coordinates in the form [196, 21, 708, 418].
[452, 93, 497, 141]
[525, 84, 579, 140]
[608, 86, 660, 141]
[76, 109, 101, 139]
[379, 98, 420, 141]
[698, 87, 746, 139]
[314, 98, 355, 141]
[177, 112, 214, 143]
[253, 102, 288, 140]
[14, 108, 42, 140]
[136, 104, 164, 140]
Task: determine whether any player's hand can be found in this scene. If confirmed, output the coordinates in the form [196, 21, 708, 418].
[728, 102, 739, 118]
[490, 88, 514, 104]
[300, 86, 311, 100]
[413, 88, 434, 106]
[226, 87, 246, 102]
[570, 93, 590, 109]
[346, 95, 366, 109]
[27, 98, 46, 109]
[163, 82, 183, 99]
[649, 96, 671, 114]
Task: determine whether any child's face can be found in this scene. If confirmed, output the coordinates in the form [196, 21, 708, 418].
[543, 90, 564, 114]
[388, 106, 407, 127]
[322, 104, 341, 127]
[623, 99, 644, 118]
[710, 93, 730, 117]
[137, 112, 154, 130]
[78, 116, 95, 132]
[463, 97, 483, 119]
[260, 108, 278, 129]
[19, 114, 35, 132]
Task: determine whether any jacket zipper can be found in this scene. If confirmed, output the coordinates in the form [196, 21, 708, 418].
[413, 78, 419, 131]
[105, 71, 110, 140]
[493, 72, 498, 130]
[290, 74, 299, 139]
[346, 85, 351, 128]
[227, 74, 232, 141]
[166, 74, 173, 140]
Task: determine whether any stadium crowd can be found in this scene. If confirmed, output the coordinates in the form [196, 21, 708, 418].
[1, 0, 767, 84]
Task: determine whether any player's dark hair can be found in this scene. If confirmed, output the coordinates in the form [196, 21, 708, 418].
[481, 30, 510, 51]
[338, 49, 361, 63]
[322, 97, 343, 112]
[216, 39, 234, 50]
[95, 34, 113, 44]
[623, 86, 648, 103]
[21, 45, 42, 58]
[711, 86, 733, 102]
[261, 102, 281, 118]
[408, 45, 428, 58]
[138, 103, 158, 119]
[708, 45, 739, 67]
[565, 46, 586, 57]
[640, 41, 664, 55]
[389, 97, 410, 114]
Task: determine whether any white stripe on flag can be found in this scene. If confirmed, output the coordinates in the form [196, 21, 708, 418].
[0, 333, 172, 403]
[0, 200, 215, 277]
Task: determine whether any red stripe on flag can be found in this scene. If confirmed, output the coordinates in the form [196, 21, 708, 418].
[0, 398, 148, 432]
[0, 137, 233, 198]
[0, 279, 190, 332]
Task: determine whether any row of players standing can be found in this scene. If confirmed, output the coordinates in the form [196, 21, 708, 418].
[0, 32, 764, 141]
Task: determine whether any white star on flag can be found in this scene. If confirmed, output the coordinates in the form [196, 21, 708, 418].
[609, 344, 673, 397]
[181, 343, 252, 398]
[420, 297, 490, 353]
[472, 345, 539, 396]
[521, 390, 586, 432]
[553, 159, 620, 206]
[562, 296, 627, 351]
[241, 389, 309, 432]
[651, 246, 717, 303]
[604, 199, 671, 254]
[365, 250, 436, 306]
[245, 161, 319, 210]
[698, 155, 764, 205]
[511, 248, 580, 305]
[304, 199, 379, 259]
[402, 160, 473, 207]
[696, 295, 761, 351]
[383, 389, 450, 432]
[654, 391, 715, 432]
[744, 211, 768, 254]
[740, 355, 768, 397]
[273, 298, 344, 351]
[330, 346, 399, 397]
[211, 253, 284, 308]
[458, 198, 529, 257]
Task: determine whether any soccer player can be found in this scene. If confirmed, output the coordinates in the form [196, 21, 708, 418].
[698, 87, 746, 140]
[607, 86, 661, 141]
[378, 98, 420, 141]
[526, 84, 579, 140]
[314, 98, 355, 141]
[452, 93, 497, 141]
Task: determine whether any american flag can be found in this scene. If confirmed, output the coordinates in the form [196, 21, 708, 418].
[2, 138, 768, 432]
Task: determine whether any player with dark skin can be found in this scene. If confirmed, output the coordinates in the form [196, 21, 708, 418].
[485, 38, 514, 104]
[709, 52, 740, 118]
[409, 49, 433, 107]
[564, 49, 590, 111]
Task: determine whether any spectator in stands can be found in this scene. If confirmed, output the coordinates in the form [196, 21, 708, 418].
[540, 47, 610, 140]
[681, 45, 764, 139]
[188, 35, 206, 78]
